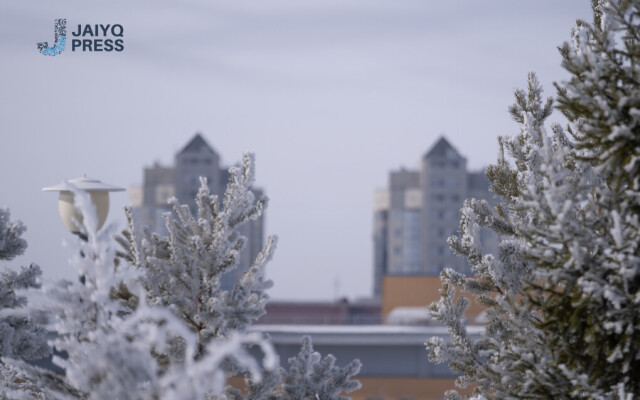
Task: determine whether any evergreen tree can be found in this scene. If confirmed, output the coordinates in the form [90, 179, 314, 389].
[0, 208, 28, 261]
[0, 208, 50, 399]
[228, 336, 361, 400]
[116, 153, 360, 399]
[3, 189, 276, 400]
[117, 153, 277, 362]
[1, 154, 360, 400]
[426, 1, 640, 399]
[277, 336, 361, 400]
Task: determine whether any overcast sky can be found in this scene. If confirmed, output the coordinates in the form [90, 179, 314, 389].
[0, 1, 592, 301]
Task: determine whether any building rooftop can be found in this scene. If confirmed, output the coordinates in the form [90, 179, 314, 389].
[178, 133, 216, 155]
[423, 136, 463, 160]
[467, 170, 491, 190]
[257, 300, 381, 325]
[250, 324, 483, 345]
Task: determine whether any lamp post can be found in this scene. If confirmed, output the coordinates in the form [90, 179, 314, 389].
[42, 176, 125, 237]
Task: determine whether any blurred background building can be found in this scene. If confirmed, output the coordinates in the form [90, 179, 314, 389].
[129, 133, 265, 289]
[372, 137, 498, 299]
[250, 136, 495, 400]
[129, 135, 494, 399]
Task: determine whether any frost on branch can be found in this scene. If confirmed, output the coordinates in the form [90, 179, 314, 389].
[556, 0, 640, 192]
[0, 207, 28, 261]
[427, 3, 640, 396]
[228, 336, 362, 400]
[3, 187, 277, 400]
[1, 154, 360, 399]
[0, 208, 50, 398]
[282, 336, 361, 400]
[118, 153, 277, 359]
[0, 264, 49, 361]
[115, 153, 359, 399]
[279, 336, 361, 400]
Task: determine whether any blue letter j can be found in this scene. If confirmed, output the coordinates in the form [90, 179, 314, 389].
[37, 19, 66, 56]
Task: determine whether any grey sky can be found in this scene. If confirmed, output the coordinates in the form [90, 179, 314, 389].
[0, 1, 591, 300]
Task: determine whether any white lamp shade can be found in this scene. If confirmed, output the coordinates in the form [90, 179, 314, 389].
[43, 176, 124, 233]
[58, 191, 110, 232]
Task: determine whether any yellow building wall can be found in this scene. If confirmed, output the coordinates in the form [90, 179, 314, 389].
[352, 377, 473, 400]
[229, 376, 472, 400]
[382, 275, 485, 320]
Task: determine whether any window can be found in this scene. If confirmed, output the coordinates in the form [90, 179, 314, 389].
[391, 210, 404, 224]
[431, 177, 460, 188]
[184, 175, 199, 185]
[431, 227, 446, 238]
[154, 184, 175, 205]
[402, 210, 421, 271]
[431, 177, 445, 188]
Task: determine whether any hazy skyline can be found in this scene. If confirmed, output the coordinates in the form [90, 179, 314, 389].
[0, 1, 592, 300]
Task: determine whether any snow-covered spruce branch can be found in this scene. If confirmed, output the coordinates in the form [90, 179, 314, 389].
[0, 208, 50, 398]
[112, 152, 361, 399]
[1, 188, 276, 400]
[1, 154, 361, 399]
[118, 153, 277, 359]
[227, 336, 361, 400]
[0, 207, 28, 262]
[427, 2, 640, 397]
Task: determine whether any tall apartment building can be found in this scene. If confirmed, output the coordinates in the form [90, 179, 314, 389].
[131, 133, 265, 289]
[373, 137, 497, 298]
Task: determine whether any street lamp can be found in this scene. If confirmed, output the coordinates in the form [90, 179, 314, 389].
[42, 176, 125, 235]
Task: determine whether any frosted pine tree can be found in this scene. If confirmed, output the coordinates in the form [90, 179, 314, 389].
[229, 336, 361, 400]
[117, 153, 360, 399]
[0, 207, 28, 261]
[2, 189, 276, 400]
[276, 336, 361, 400]
[1, 154, 359, 399]
[116, 153, 278, 371]
[427, 1, 640, 398]
[0, 208, 50, 398]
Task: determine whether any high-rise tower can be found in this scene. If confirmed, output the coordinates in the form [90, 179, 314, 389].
[132, 133, 265, 289]
[372, 137, 497, 298]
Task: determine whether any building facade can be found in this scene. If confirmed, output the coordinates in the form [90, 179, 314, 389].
[248, 323, 480, 400]
[132, 133, 265, 289]
[373, 137, 497, 298]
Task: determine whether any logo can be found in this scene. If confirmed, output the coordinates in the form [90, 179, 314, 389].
[37, 18, 66, 56]
[37, 19, 124, 56]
